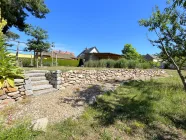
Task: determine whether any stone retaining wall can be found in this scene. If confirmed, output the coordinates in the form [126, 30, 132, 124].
[60, 69, 166, 88]
[0, 69, 166, 108]
[0, 78, 27, 107]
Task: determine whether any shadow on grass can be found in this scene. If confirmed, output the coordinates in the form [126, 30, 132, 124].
[77, 79, 186, 139]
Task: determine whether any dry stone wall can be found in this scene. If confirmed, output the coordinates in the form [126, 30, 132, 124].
[0, 78, 27, 108]
[61, 69, 166, 88]
[0, 69, 166, 108]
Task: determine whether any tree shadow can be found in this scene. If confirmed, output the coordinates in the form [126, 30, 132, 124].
[75, 79, 186, 139]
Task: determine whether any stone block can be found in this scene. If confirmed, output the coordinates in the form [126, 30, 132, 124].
[0, 95, 7, 100]
[8, 91, 19, 97]
[24, 84, 33, 90]
[19, 88, 26, 92]
[25, 90, 33, 96]
[25, 79, 31, 85]
[54, 84, 61, 89]
[14, 79, 24, 83]
[32, 118, 48, 132]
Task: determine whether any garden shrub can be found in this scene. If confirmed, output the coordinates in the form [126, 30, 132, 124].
[127, 60, 137, 69]
[21, 58, 80, 67]
[106, 59, 115, 68]
[115, 58, 127, 68]
[98, 59, 107, 67]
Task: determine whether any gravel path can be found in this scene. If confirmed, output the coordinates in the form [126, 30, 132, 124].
[10, 81, 121, 124]
[12, 90, 84, 123]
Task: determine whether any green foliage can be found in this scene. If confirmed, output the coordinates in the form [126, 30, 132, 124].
[84, 58, 154, 69]
[106, 59, 115, 68]
[115, 58, 127, 68]
[20, 58, 80, 67]
[25, 26, 51, 53]
[1, 0, 49, 33]
[122, 44, 140, 60]
[0, 123, 38, 140]
[139, 1, 186, 90]
[35, 70, 186, 139]
[84, 59, 153, 69]
[0, 38, 23, 88]
[127, 60, 137, 69]
[98, 59, 107, 67]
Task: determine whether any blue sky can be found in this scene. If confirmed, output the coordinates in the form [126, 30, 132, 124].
[11, 0, 167, 56]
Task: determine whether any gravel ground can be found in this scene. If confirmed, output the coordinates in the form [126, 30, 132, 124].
[10, 82, 121, 124]
[12, 89, 85, 124]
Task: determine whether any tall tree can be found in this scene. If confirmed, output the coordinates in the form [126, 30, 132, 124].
[122, 44, 140, 60]
[25, 26, 50, 68]
[139, 2, 186, 90]
[0, 0, 49, 33]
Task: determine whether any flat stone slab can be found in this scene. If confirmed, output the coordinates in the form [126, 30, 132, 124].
[14, 79, 24, 83]
[32, 118, 48, 132]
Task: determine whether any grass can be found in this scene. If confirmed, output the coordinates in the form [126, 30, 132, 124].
[1, 70, 186, 139]
[35, 70, 186, 140]
[23, 66, 114, 72]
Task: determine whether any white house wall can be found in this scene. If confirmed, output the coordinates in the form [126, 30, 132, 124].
[90, 48, 98, 53]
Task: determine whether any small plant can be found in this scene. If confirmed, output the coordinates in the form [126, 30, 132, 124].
[0, 36, 23, 94]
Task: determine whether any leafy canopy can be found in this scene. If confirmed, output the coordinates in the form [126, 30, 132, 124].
[122, 44, 140, 60]
[25, 26, 51, 52]
[139, 1, 186, 90]
[1, 0, 49, 33]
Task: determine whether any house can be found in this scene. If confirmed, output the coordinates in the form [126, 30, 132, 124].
[143, 54, 160, 62]
[77, 47, 121, 62]
[77, 47, 99, 59]
[42, 50, 76, 60]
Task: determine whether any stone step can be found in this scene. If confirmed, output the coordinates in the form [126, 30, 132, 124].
[26, 70, 49, 74]
[25, 73, 46, 77]
[31, 80, 49, 86]
[33, 88, 58, 96]
[30, 76, 46, 81]
[32, 84, 53, 91]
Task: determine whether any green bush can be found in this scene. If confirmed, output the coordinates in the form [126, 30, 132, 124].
[84, 58, 157, 69]
[127, 60, 137, 69]
[98, 59, 107, 67]
[106, 59, 115, 68]
[115, 58, 127, 68]
[20, 58, 32, 67]
[20, 58, 80, 67]
[141, 62, 151, 69]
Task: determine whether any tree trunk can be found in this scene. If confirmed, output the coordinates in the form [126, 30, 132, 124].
[177, 69, 186, 91]
[40, 51, 43, 67]
[34, 51, 36, 67]
[36, 52, 39, 68]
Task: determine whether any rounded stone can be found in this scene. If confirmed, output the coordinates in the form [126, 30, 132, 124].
[0, 95, 7, 100]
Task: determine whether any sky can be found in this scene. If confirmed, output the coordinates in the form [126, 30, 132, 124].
[10, 0, 168, 56]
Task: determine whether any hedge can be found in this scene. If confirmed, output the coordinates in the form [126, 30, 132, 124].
[19, 58, 80, 67]
[84, 58, 160, 69]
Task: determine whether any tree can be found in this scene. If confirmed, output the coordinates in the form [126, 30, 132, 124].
[139, 2, 186, 91]
[25, 26, 51, 68]
[0, 0, 49, 33]
[171, 0, 186, 7]
[122, 44, 140, 60]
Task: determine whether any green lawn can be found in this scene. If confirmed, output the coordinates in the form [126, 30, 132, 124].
[23, 66, 112, 72]
[35, 70, 186, 140]
[1, 70, 186, 140]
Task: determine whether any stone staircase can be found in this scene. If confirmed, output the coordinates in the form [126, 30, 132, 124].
[25, 70, 57, 96]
